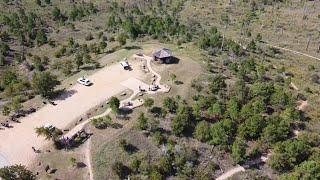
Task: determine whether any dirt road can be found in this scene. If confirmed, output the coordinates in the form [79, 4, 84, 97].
[216, 166, 245, 180]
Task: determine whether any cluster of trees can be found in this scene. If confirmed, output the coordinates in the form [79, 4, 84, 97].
[112, 143, 199, 179]
[131, 50, 313, 178]
[52, 38, 103, 75]
[0, 9, 47, 47]
[105, 2, 193, 44]
[51, 3, 97, 22]
[69, 3, 97, 21]
[198, 27, 244, 56]
[0, 70, 59, 116]
[0, 70, 31, 115]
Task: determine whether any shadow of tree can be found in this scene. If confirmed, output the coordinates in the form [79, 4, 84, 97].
[53, 89, 77, 101]
[124, 45, 141, 50]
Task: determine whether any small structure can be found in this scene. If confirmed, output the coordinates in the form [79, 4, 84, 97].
[153, 48, 173, 64]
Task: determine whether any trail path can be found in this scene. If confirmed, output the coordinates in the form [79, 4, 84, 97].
[85, 140, 94, 180]
[236, 38, 320, 61]
[265, 42, 320, 61]
[216, 166, 245, 180]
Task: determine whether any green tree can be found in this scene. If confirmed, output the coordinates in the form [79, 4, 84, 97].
[172, 105, 193, 136]
[32, 55, 44, 71]
[238, 114, 265, 140]
[0, 165, 35, 180]
[247, 40, 256, 52]
[150, 169, 164, 180]
[130, 158, 141, 174]
[75, 53, 83, 70]
[231, 138, 247, 164]
[2, 105, 10, 116]
[32, 72, 60, 98]
[227, 97, 240, 121]
[207, 102, 224, 120]
[170, 73, 177, 83]
[11, 95, 22, 112]
[111, 161, 128, 179]
[62, 60, 74, 75]
[209, 74, 226, 93]
[35, 126, 62, 141]
[210, 119, 235, 147]
[152, 131, 165, 146]
[158, 156, 173, 176]
[35, 0, 41, 6]
[262, 117, 291, 144]
[52, 7, 62, 21]
[99, 41, 107, 52]
[36, 29, 47, 46]
[109, 96, 120, 114]
[144, 98, 154, 109]
[70, 157, 77, 167]
[163, 97, 178, 113]
[0, 55, 5, 66]
[0, 70, 18, 88]
[137, 112, 148, 130]
[172, 113, 189, 136]
[256, 33, 262, 42]
[117, 33, 127, 46]
[194, 121, 211, 142]
[280, 160, 320, 180]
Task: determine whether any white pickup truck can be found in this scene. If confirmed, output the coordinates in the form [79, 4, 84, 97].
[120, 61, 130, 70]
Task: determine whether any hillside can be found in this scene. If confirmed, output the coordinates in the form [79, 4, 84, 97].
[0, 1, 320, 180]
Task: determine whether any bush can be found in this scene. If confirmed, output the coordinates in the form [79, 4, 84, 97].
[85, 33, 94, 41]
[152, 131, 165, 146]
[144, 98, 154, 109]
[163, 97, 178, 113]
[112, 161, 130, 179]
[91, 116, 112, 129]
[137, 112, 148, 130]
[0, 165, 35, 180]
[150, 106, 167, 118]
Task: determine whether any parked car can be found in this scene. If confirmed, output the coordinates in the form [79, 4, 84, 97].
[120, 61, 130, 70]
[77, 77, 92, 86]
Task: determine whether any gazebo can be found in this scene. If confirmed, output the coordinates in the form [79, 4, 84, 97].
[153, 48, 173, 64]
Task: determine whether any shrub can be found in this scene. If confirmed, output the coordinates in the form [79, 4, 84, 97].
[91, 116, 112, 129]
